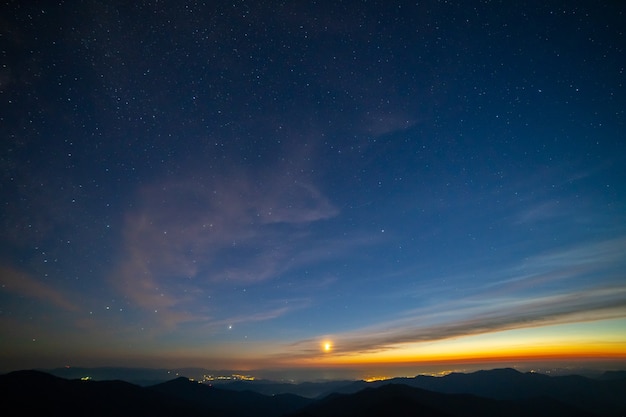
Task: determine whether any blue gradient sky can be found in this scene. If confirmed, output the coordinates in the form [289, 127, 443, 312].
[1, 1, 625, 376]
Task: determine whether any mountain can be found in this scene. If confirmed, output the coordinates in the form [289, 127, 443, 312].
[287, 383, 595, 417]
[0, 369, 311, 417]
[219, 379, 357, 398]
[598, 370, 626, 381]
[0, 370, 202, 417]
[149, 376, 313, 416]
[312, 368, 626, 416]
[3, 368, 625, 417]
[45, 366, 177, 386]
[44, 366, 218, 386]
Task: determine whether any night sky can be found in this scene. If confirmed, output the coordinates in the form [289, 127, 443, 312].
[2, 1, 626, 377]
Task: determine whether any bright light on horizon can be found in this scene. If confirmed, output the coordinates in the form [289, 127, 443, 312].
[282, 318, 626, 369]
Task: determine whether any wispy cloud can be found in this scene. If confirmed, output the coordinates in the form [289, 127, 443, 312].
[484, 236, 626, 292]
[209, 300, 312, 330]
[361, 111, 417, 137]
[284, 285, 626, 359]
[281, 237, 626, 359]
[0, 265, 79, 312]
[514, 200, 564, 224]
[109, 165, 341, 329]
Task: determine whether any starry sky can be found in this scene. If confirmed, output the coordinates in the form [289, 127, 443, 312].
[1, 1, 626, 377]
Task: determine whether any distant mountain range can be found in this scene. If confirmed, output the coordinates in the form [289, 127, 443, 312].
[44, 365, 211, 386]
[2, 368, 625, 417]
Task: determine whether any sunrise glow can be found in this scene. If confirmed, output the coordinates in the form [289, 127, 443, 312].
[283, 318, 626, 370]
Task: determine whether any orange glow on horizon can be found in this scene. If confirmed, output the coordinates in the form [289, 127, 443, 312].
[280, 320, 626, 369]
[320, 341, 626, 365]
[284, 349, 626, 369]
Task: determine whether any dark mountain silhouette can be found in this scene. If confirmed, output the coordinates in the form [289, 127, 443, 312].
[598, 370, 626, 381]
[45, 366, 176, 386]
[221, 379, 356, 398]
[287, 383, 596, 417]
[149, 376, 313, 416]
[3, 368, 625, 417]
[0, 370, 202, 417]
[303, 367, 626, 416]
[0, 369, 312, 417]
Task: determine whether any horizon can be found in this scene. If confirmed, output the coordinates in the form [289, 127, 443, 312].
[2, 2, 625, 376]
[5, 360, 626, 417]
[5, 359, 626, 384]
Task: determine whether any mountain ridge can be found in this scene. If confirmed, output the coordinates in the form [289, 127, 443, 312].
[287, 382, 596, 417]
[3, 367, 625, 417]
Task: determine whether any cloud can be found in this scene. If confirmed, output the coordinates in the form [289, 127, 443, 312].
[485, 236, 626, 292]
[283, 237, 626, 359]
[361, 112, 417, 137]
[109, 167, 339, 328]
[0, 265, 79, 312]
[514, 200, 563, 224]
[208, 300, 311, 330]
[285, 285, 626, 359]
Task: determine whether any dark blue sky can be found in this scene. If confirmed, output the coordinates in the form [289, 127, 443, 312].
[1, 1, 625, 375]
